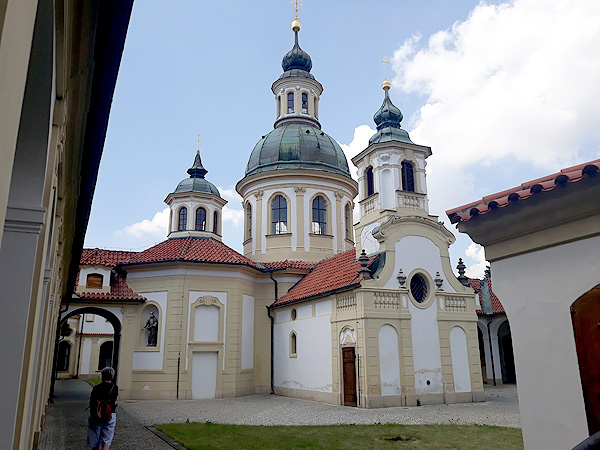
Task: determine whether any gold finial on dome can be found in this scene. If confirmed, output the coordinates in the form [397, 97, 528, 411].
[291, 0, 302, 31]
[378, 54, 392, 90]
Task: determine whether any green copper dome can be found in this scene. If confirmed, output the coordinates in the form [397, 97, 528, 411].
[245, 123, 351, 177]
[369, 90, 414, 145]
[279, 31, 315, 80]
[174, 151, 221, 197]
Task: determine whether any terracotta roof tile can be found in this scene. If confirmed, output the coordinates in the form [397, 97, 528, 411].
[75, 273, 146, 302]
[446, 159, 600, 224]
[468, 278, 505, 315]
[262, 260, 317, 270]
[123, 237, 264, 270]
[274, 249, 377, 307]
[80, 248, 138, 266]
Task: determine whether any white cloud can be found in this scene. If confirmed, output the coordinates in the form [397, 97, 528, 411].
[117, 207, 169, 238]
[464, 242, 488, 278]
[338, 125, 377, 182]
[222, 205, 243, 228]
[218, 186, 242, 204]
[390, 0, 600, 216]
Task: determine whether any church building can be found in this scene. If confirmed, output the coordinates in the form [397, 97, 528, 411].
[66, 17, 483, 407]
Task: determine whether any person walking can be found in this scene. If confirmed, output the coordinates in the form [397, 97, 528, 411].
[87, 367, 118, 450]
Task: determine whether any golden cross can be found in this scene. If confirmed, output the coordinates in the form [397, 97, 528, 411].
[197, 134, 201, 151]
[291, 0, 302, 20]
[377, 54, 392, 80]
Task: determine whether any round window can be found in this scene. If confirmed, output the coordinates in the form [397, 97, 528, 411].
[291, 309, 297, 321]
[410, 274, 428, 303]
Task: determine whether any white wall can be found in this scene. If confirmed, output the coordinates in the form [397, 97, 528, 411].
[191, 352, 217, 399]
[187, 291, 227, 370]
[194, 305, 219, 341]
[132, 291, 167, 370]
[492, 235, 600, 450]
[409, 300, 443, 395]
[449, 326, 471, 393]
[378, 324, 401, 396]
[274, 300, 333, 392]
[241, 295, 254, 370]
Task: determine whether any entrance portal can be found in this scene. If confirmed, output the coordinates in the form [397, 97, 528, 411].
[497, 321, 516, 383]
[342, 347, 356, 406]
[571, 283, 600, 435]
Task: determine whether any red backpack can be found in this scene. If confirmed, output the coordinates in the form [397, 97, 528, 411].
[91, 385, 114, 424]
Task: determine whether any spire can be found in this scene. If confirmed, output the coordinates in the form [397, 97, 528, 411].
[369, 77, 414, 145]
[187, 150, 208, 178]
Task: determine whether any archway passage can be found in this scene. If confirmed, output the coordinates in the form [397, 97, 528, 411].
[571, 283, 600, 435]
[497, 321, 516, 384]
[57, 341, 71, 372]
[98, 341, 113, 371]
[56, 307, 122, 382]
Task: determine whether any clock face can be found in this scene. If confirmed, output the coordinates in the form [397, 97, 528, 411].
[360, 222, 380, 255]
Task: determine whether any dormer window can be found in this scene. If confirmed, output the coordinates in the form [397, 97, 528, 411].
[366, 166, 375, 196]
[86, 273, 103, 289]
[401, 161, 415, 192]
[302, 93, 308, 114]
[195, 207, 206, 231]
[287, 92, 294, 114]
[178, 207, 188, 231]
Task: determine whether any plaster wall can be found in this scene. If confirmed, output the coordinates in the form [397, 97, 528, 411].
[274, 301, 333, 393]
[409, 300, 443, 395]
[449, 326, 471, 393]
[378, 324, 401, 396]
[491, 235, 600, 450]
[80, 339, 92, 376]
[241, 295, 254, 370]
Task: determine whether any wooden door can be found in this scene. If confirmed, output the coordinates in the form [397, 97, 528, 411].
[342, 347, 357, 406]
[571, 283, 600, 435]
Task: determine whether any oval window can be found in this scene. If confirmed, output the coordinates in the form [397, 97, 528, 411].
[291, 309, 297, 321]
[410, 273, 428, 303]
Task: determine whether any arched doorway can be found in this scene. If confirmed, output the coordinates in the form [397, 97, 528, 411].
[98, 341, 113, 371]
[571, 283, 600, 435]
[497, 321, 516, 384]
[57, 341, 71, 372]
[54, 307, 122, 388]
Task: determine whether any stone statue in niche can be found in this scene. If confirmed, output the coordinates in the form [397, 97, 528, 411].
[143, 312, 158, 347]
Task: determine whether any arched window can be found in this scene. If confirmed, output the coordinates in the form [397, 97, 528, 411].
[345, 204, 352, 241]
[314, 97, 318, 118]
[366, 166, 375, 196]
[57, 341, 70, 371]
[290, 331, 297, 357]
[312, 196, 327, 235]
[246, 203, 252, 239]
[277, 95, 281, 117]
[178, 207, 188, 231]
[272, 195, 287, 234]
[287, 92, 294, 114]
[98, 341, 113, 371]
[401, 161, 415, 192]
[195, 207, 206, 231]
[302, 93, 308, 114]
[86, 273, 103, 289]
[213, 211, 218, 234]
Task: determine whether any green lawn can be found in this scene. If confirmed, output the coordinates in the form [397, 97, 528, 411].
[86, 378, 102, 387]
[156, 423, 523, 450]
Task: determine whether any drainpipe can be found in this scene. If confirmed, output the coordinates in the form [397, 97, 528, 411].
[487, 318, 496, 386]
[76, 314, 86, 378]
[267, 271, 278, 395]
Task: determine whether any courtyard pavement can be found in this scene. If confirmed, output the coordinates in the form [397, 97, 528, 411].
[40, 379, 520, 449]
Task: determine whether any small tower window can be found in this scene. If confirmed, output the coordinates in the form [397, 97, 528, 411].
[195, 207, 206, 231]
[345, 203, 352, 241]
[314, 97, 318, 118]
[86, 274, 103, 289]
[366, 166, 375, 196]
[290, 331, 297, 357]
[302, 93, 308, 114]
[401, 161, 415, 192]
[312, 196, 327, 235]
[213, 211, 218, 234]
[277, 95, 281, 117]
[287, 92, 294, 114]
[246, 203, 252, 240]
[272, 195, 288, 234]
[178, 207, 188, 231]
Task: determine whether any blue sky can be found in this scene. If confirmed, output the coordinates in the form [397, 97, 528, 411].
[84, 0, 600, 277]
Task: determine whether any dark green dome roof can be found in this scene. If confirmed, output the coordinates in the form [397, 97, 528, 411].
[279, 31, 314, 80]
[245, 124, 351, 177]
[369, 90, 414, 145]
[174, 151, 221, 197]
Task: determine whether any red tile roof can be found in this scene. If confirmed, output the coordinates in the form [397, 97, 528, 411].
[273, 249, 377, 307]
[123, 237, 264, 270]
[262, 260, 317, 270]
[446, 159, 600, 224]
[75, 273, 146, 302]
[81, 248, 138, 266]
[468, 278, 505, 315]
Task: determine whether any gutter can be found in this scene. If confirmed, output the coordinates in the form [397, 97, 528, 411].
[267, 272, 277, 395]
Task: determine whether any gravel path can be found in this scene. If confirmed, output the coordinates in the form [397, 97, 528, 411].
[122, 385, 520, 429]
